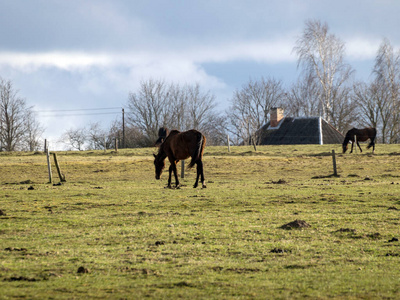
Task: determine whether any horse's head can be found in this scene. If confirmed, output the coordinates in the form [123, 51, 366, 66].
[342, 142, 348, 153]
[153, 153, 165, 179]
[342, 132, 352, 153]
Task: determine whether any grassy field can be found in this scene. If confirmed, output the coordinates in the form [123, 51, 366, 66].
[0, 144, 399, 299]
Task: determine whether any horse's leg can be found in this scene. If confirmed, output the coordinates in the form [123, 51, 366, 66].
[357, 141, 362, 153]
[172, 160, 180, 188]
[167, 165, 173, 188]
[350, 141, 354, 153]
[193, 160, 206, 188]
[199, 160, 206, 188]
[193, 162, 200, 188]
[193, 161, 200, 188]
[368, 138, 375, 153]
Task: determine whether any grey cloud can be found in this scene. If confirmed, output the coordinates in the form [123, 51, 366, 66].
[1, 0, 399, 54]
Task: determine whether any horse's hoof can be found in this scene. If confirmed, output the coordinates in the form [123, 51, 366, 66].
[202, 185, 207, 189]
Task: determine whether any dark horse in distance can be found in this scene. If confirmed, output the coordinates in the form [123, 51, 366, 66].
[342, 127, 377, 154]
[153, 129, 206, 188]
[154, 127, 169, 147]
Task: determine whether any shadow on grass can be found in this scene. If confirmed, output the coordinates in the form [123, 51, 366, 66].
[312, 174, 341, 179]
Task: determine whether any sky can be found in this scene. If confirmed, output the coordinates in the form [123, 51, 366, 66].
[0, 0, 399, 149]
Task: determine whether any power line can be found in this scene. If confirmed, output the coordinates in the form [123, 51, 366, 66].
[34, 107, 123, 113]
[33, 106, 125, 118]
[38, 112, 122, 117]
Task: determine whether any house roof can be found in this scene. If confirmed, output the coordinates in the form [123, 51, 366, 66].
[259, 117, 344, 145]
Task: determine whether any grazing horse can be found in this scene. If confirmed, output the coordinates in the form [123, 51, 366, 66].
[153, 129, 206, 188]
[154, 127, 169, 147]
[342, 127, 377, 154]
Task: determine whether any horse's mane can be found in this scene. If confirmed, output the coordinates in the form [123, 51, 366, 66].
[161, 130, 179, 143]
[168, 130, 180, 136]
[344, 128, 355, 138]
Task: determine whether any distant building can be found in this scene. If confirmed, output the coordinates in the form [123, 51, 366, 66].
[259, 108, 344, 145]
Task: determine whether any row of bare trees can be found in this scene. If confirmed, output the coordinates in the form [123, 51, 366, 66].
[230, 20, 400, 145]
[59, 120, 149, 150]
[58, 81, 227, 150]
[126, 80, 227, 146]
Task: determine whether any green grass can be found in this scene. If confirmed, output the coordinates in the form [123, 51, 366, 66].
[0, 144, 399, 299]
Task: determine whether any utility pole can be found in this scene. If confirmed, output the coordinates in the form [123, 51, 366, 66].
[122, 108, 125, 148]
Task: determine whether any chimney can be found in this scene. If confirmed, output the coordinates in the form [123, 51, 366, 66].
[270, 107, 284, 127]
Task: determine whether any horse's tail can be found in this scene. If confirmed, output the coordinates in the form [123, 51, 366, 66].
[188, 132, 206, 169]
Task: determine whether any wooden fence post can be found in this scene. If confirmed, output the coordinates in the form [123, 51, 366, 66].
[46, 148, 52, 183]
[227, 135, 231, 153]
[181, 160, 185, 179]
[52, 153, 66, 182]
[332, 150, 338, 176]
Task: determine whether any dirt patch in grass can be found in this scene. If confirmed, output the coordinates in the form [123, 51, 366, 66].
[280, 219, 311, 229]
[270, 248, 292, 254]
[4, 276, 42, 282]
[335, 228, 356, 234]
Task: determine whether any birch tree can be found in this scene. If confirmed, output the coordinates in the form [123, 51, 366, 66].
[372, 39, 400, 143]
[293, 20, 353, 126]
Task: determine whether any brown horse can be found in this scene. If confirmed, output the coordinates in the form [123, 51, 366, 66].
[342, 127, 377, 153]
[153, 129, 206, 188]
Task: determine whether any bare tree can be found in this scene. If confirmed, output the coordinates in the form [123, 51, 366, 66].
[22, 110, 44, 151]
[228, 77, 285, 145]
[352, 81, 380, 129]
[329, 85, 357, 132]
[293, 20, 354, 126]
[185, 83, 217, 131]
[372, 39, 400, 143]
[86, 122, 110, 150]
[285, 73, 321, 117]
[164, 83, 187, 131]
[60, 127, 87, 151]
[0, 78, 41, 151]
[201, 114, 228, 146]
[126, 79, 224, 146]
[107, 118, 148, 148]
[127, 79, 169, 145]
